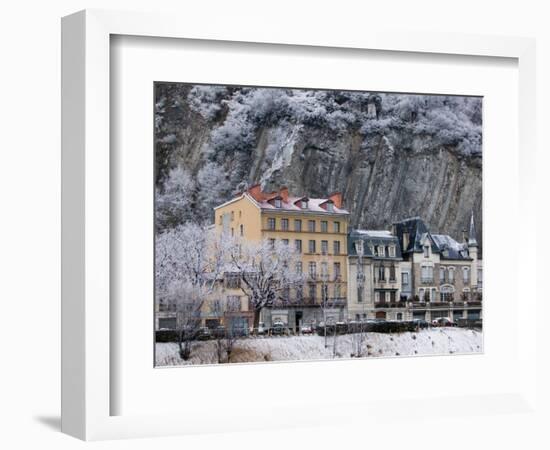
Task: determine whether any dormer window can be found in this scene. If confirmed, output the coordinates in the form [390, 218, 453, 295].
[300, 200, 308, 209]
[326, 202, 334, 212]
[423, 245, 430, 258]
[274, 198, 282, 208]
[354, 240, 364, 256]
[389, 246, 396, 257]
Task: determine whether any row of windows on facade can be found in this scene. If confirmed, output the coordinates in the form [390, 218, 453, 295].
[224, 262, 343, 288]
[416, 287, 478, 303]
[225, 283, 344, 302]
[269, 198, 335, 212]
[268, 238, 342, 255]
[355, 240, 396, 258]
[267, 217, 341, 233]
[418, 265, 482, 284]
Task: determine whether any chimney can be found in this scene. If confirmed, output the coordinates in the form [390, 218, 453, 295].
[328, 192, 343, 209]
[247, 184, 263, 201]
[279, 187, 289, 202]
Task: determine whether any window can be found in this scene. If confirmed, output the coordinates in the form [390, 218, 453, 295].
[354, 240, 364, 256]
[321, 262, 328, 280]
[301, 200, 308, 209]
[421, 265, 434, 283]
[440, 285, 454, 302]
[158, 317, 177, 330]
[295, 262, 302, 274]
[231, 211, 234, 221]
[321, 240, 328, 255]
[390, 291, 396, 302]
[419, 288, 425, 301]
[281, 218, 289, 231]
[308, 220, 316, 232]
[377, 246, 385, 257]
[334, 262, 341, 279]
[396, 313, 403, 321]
[334, 221, 341, 233]
[227, 296, 241, 312]
[240, 224, 244, 237]
[294, 219, 302, 232]
[231, 228, 234, 237]
[274, 198, 282, 208]
[378, 265, 385, 281]
[282, 239, 289, 246]
[478, 268, 483, 287]
[321, 221, 328, 232]
[423, 245, 430, 258]
[334, 283, 341, 298]
[389, 264, 396, 281]
[225, 272, 241, 289]
[267, 217, 276, 230]
[463, 267, 470, 283]
[308, 283, 316, 300]
[295, 286, 303, 301]
[357, 286, 363, 303]
[440, 267, 446, 282]
[268, 238, 275, 249]
[308, 240, 316, 253]
[309, 262, 317, 279]
[326, 202, 334, 212]
[402, 272, 409, 285]
[449, 267, 455, 283]
[295, 239, 302, 253]
[333, 240, 341, 255]
[389, 246, 396, 257]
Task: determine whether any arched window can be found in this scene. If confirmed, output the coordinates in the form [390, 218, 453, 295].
[440, 285, 455, 302]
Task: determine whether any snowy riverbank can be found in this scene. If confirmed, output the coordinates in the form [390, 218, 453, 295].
[155, 327, 483, 366]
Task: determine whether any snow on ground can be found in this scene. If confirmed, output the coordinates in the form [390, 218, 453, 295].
[155, 328, 483, 366]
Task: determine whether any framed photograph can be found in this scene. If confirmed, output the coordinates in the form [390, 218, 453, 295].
[62, 9, 537, 441]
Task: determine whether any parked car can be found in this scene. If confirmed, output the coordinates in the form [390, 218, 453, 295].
[432, 317, 457, 327]
[412, 319, 431, 329]
[271, 320, 287, 335]
[300, 324, 313, 335]
[197, 327, 212, 340]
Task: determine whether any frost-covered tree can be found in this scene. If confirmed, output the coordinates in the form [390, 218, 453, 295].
[228, 238, 305, 330]
[155, 223, 232, 359]
[196, 162, 230, 223]
[155, 166, 196, 231]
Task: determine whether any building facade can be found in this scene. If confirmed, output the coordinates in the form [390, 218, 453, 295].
[346, 214, 482, 323]
[213, 185, 350, 331]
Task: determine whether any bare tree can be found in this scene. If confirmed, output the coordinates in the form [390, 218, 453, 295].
[155, 223, 233, 360]
[208, 296, 241, 363]
[228, 238, 304, 331]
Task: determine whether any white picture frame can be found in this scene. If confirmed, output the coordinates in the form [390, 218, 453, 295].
[61, 9, 537, 441]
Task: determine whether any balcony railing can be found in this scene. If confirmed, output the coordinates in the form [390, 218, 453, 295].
[421, 277, 434, 284]
[375, 302, 408, 309]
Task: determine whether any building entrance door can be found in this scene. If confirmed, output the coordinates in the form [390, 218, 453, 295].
[295, 311, 303, 332]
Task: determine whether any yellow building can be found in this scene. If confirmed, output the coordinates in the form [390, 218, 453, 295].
[214, 185, 350, 332]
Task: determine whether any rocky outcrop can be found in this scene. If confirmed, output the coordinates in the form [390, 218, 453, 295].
[155, 84, 482, 250]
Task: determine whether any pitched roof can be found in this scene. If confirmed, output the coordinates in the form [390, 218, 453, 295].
[431, 234, 471, 260]
[348, 230, 402, 259]
[243, 185, 349, 215]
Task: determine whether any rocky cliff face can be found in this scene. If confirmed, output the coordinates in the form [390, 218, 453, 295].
[155, 84, 482, 250]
